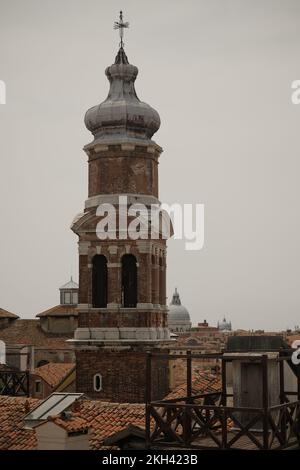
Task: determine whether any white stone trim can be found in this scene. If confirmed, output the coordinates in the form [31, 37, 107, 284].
[121, 143, 135, 151]
[74, 327, 171, 342]
[136, 303, 154, 309]
[78, 241, 91, 255]
[108, 245, 118, 255]
[94, 144, 109, 153]
[85, 193, 160, 210]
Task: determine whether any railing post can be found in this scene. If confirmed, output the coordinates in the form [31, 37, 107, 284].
[26, 370, 30, 397]
[184, 351, 192, 446]
[279, 359, 284, 403]
[279, 359, 287, 446]
[187, 350, 192, 402]
[297, 364, 300, 402]
[221, 407, 228, 449]
[221, 357, 226, 406]
[262, 354, 269, 449]
[297, 364, 300, 444]
[145, 352, 152, 449]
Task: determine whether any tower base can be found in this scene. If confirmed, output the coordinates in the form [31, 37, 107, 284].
[75, 346, 169, 403]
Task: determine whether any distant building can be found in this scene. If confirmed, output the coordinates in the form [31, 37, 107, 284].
[36, 277, 79, 334]
[30, 362, 76, 399]
[218, 316, 232, 332]
[0, 279, 78, 369]
[168, 288, 192, 333]
[0, 309, 19, 330]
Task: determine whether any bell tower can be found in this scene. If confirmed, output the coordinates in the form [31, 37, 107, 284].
[71, 13, 171, 403]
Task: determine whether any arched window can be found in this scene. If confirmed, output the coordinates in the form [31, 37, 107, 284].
[121, 254, 137, 308]
[93, 373, 102, 392]
[92, 255, 107, 308]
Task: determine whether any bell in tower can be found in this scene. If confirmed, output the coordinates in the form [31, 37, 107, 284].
[70, 12, 171, 403]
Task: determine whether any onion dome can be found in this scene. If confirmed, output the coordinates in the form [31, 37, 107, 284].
[84, 47, 160, 143]
[168, 288, 192, 332]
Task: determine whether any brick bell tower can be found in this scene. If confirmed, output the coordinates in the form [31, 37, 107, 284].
[71, 13, 171, 403]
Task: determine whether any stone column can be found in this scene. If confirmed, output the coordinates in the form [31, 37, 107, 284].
[107, 245, 121, 307]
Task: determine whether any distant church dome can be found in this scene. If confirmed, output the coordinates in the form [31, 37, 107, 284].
[218, 316, 232, 332]
[168, 288, 192, 333]
[84, 47, 160, 144]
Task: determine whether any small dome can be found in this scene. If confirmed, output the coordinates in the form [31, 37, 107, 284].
[218, 316, 232, 331]
[168, 288, 191, 332]
[84, 47, 160, 143]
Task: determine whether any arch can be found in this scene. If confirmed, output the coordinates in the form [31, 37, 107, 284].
[92, 255, 108, 308]
[121, 254, 137, 308]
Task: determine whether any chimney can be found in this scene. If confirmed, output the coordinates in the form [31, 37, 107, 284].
[35, 412, 91, 450]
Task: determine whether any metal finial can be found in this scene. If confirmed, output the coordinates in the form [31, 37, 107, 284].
[113, 10, 129, 49]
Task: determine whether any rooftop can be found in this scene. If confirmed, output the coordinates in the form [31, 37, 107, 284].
[36, 305, 78, 318]
[0, 370, 221, 449]
[0, 396, 144, 450]
[0, 319, 73, 349]
[0, 308, 19, 320]
[33, 363, 75, 388]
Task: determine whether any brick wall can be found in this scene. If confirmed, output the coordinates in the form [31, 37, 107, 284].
[76, 349, 169, 403]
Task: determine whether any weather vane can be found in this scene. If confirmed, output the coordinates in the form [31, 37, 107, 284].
[114, 11, 129, 49]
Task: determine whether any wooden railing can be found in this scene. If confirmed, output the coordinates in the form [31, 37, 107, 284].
[146, 394, 300, 450]
[0, 370, 30, 396]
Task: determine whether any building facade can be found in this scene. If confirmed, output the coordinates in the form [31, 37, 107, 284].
[71, 39, 171, 402]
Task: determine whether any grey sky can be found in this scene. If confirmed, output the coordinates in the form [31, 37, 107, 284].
[0, 0, 300, 330]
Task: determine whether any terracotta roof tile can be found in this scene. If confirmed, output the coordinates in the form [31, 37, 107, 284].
[0, 396, 40, 450]
[0, 396, 144, 450]
[0, 319, 73, 349]
[0, 373, 221, 450]
[165, 371, 221, 400]
[0, 308, 19, 319]
[36, 305, 78, 318]
[34, 363, 75, 388]
[44, 414, 89, 433]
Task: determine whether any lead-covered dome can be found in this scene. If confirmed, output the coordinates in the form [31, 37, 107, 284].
[84, 47, 160, 143]
[168, 288, 192, 333]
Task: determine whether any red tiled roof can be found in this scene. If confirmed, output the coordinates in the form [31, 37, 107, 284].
[41, 414, 89, 433]
[165, 371, 221, 400]
[0, 308, 19, 319]
[0, 396, 39, 450]
[0, 319, 73, 349]
[33, 363, 75, 388]
[0, 396, 144, 450]
[36, 305, 78, 318]
[0, 370, 222, 450]
[82, 401, 145, 450]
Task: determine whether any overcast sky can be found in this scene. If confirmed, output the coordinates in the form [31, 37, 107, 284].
[0, 0, 300, 330]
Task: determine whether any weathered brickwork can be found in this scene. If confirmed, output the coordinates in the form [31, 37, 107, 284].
[78, 309, 167, 328]
[72, 45, 170, 404]
[88, 145, 159, 197]
[76, 349, 169, 402]
[77, 238, 167, 308]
